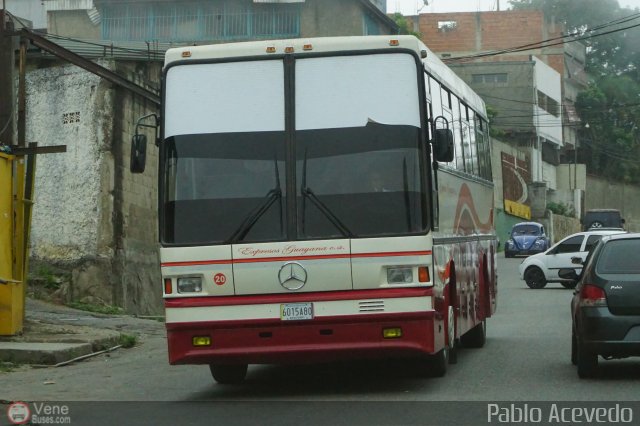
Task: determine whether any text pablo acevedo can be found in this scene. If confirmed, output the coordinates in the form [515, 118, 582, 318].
[487, 403, 633, 424]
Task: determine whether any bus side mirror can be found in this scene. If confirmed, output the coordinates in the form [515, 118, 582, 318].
[433, 128, 454, 162]
[130, 134, 147, 173]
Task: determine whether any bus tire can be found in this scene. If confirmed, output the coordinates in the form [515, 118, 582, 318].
[461, 320, 486, 348]
[446, 305, 457, 364]
[430, 347, 448, 378]
[209, 364, 248, 384]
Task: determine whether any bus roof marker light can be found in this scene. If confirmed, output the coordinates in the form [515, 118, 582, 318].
[284, 46, 295, 53]
[420, 50, 428, 59]
[303, 44, 313, 51]
[389, 39, 400, 46]
[266, 46, 276, 53]
[181, 51, 192, 58]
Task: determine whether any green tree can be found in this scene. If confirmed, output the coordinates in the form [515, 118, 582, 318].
[391, 13, 421, 38]
[576, 77, 640, 183]
[508, 0, 639, 77]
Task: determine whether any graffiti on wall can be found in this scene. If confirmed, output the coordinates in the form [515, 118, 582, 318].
[501, 152, 531, 220]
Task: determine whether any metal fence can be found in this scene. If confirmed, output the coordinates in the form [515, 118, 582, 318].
[102, 4, 300, 42]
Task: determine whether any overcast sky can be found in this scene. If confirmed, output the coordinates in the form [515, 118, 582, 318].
[387, 0, 640, 15]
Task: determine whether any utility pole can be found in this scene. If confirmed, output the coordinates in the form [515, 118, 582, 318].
[0, 5, 16, 147]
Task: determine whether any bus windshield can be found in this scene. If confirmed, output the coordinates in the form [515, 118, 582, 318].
[161, 53, 427, 245]
[161, 123, 426, 245]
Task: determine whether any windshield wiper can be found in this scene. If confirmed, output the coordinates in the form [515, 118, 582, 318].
[227, 158, 282, 243]
[301, 186, 354, 238]
[226, 188, 281, 243]
[300, 148, 354, 238]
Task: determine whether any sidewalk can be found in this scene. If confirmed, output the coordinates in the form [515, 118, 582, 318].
[0, 298, 165, 367]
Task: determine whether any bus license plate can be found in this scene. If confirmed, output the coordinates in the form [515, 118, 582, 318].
[280, 303, 314, 321]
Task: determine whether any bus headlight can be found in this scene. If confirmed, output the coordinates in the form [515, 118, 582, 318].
[177, 277, 203, 293]
[387, 267, 413, 284]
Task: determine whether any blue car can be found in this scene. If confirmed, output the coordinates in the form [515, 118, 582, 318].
[505, 222, 550, 258]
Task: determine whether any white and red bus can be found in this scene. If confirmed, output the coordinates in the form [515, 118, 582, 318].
[132, 35, 497, 384]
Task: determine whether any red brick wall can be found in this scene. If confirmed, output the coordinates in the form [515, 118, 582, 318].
[419, 10, 564, 72]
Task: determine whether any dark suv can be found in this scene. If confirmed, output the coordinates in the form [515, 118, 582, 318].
[581, 209, 625, 231]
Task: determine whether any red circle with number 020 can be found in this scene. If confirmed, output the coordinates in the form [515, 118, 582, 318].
[213, 273, 227, 286]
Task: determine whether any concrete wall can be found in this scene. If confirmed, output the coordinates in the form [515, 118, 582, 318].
[541, 161, 557, 191]
[556, 164, 586, 191]
[585, 175, 640, 232]
[300, 0, 394, 37]
[550, 211, 580, 243]
[27, 63, 111, 263]
[5, 0, 46, 29]
[27, 62, 115, 305]
[112, 62, 163, 315]
[26, 60, 162, 314]
[48, 10, 100, 39]
[449, 61, 536, 132]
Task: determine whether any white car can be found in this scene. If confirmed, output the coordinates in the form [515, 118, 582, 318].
[518, 229, 626, 289]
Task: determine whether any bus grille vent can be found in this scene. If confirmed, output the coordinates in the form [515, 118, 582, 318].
[359, 300, 385, 312]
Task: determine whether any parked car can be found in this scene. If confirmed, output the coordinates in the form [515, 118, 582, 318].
[504, 222, 549, 258]
[581, 209, 625, 231]
[518, 229, 626, 289]
[562, 233, 640, 378]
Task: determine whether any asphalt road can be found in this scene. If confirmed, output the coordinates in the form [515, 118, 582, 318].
[3, 257, 640, 424]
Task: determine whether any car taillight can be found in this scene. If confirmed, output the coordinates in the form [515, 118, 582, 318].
[580, 284, 607, 307]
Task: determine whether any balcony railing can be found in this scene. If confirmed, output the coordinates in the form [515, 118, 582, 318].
[102, 6, 300, 42]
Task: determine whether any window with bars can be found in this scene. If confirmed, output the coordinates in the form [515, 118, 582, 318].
[101, 1, 301, 42]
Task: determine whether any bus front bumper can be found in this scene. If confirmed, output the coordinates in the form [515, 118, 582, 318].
[166, 311, 437, 365]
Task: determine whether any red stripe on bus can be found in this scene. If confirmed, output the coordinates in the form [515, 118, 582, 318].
[233, 254, 351, 263]
[161, 250, 432, 268]
[164, 287, 433, 308]
[350, 250, 431, 258]
[161, 259, 233, 267]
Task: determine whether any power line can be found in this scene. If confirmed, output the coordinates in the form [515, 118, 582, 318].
[443, 12, 640, 63]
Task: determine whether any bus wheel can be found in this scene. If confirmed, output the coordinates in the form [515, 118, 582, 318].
[209, 364, 248, 384]
[429, 347, 448, 378]
[446, 305, 457, 364]
[461, 320, 486, 348]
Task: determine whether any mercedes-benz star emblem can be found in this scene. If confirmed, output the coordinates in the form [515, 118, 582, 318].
[278, 262, 308, 291]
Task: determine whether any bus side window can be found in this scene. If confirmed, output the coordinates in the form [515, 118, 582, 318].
[450, 93, 465, 173]
[424, 72, 433, 142]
